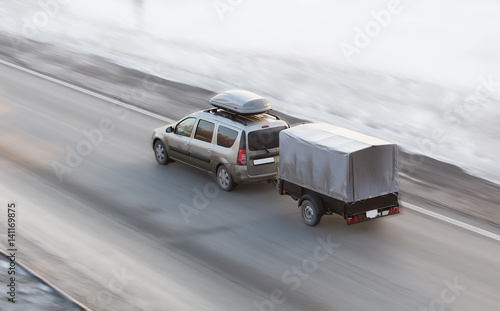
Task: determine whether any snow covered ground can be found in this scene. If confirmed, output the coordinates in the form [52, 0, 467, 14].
[0, 252, 82, 310]
[1, 0, 499, 183]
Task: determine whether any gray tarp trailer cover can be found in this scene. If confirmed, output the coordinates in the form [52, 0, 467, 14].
[279, 123, 398, 203]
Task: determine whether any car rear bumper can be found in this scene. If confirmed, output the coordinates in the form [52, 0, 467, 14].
[227, 164, 276, 184]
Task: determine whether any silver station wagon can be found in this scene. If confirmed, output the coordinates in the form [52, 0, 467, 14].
[151, 90, 289, 191]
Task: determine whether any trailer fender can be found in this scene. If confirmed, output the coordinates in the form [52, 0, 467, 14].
[298, 194, 322, 210]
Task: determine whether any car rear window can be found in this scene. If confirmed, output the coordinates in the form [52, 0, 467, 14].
[217, 125, 238, 148]
[248, 126, 287, 151]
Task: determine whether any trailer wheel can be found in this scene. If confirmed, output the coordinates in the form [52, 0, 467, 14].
[300, 196, 323, 226]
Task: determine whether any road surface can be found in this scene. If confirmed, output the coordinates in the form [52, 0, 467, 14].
[1, 61, 499, 310]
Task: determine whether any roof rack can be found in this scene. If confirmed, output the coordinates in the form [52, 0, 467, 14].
[204, 108, 248, 126]
[266, 112, 281, 120]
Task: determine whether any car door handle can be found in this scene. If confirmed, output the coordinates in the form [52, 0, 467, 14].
[184, 142, 189, 146]
[208, 148, 212, 153]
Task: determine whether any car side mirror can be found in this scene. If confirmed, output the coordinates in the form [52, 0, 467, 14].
[166, 126, 174, 133]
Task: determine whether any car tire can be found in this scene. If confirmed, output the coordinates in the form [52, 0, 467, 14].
[300, 196, 323, 226]
[217, 165, 235, 191]
[154, 140, 169, 165]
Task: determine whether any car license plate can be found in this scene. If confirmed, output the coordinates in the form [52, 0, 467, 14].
[366, 209, 378, 219]
[253, 157, 275, 166]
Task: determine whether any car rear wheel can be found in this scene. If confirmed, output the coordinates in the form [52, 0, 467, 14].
[300, 196, 323, 226]
[217, 165, 235, 191]
[154, 140, 169, 165]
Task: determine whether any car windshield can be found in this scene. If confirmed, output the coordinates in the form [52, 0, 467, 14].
[248, 126, 287, 151]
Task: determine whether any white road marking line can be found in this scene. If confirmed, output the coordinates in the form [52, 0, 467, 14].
[2, 58, 500, 243]
[403, 201, 500, 242]
[0, 58, 175, 124]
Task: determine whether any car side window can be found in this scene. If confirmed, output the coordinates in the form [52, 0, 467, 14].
[217, 125, 238, 148]
[175, 117, 196, 137]
[194, 119, 215, 143]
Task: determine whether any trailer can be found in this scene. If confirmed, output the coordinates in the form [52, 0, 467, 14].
[275, 123, 400, 226]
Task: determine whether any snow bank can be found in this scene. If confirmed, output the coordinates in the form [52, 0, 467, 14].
[2, 0, 499, 183]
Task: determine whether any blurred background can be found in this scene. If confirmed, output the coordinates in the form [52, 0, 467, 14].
[1, 0, 499, 183]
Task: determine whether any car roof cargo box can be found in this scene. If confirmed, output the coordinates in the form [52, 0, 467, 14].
[279, 123, 398, 203]
[210, 90, 272, 115]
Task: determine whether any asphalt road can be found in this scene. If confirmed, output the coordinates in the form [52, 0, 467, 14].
[1, 62, 500, 311]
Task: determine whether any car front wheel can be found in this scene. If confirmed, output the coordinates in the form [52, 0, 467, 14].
[154, 140, 169, 165]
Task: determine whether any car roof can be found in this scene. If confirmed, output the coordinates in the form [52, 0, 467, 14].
[188, 108, 288, 130]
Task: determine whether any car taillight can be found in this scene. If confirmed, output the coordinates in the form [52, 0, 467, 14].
[237, 149, 247, 165]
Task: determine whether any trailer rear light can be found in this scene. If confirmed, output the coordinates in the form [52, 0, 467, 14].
[237, 149, 247, 165]
[388, 206, 399, 215]
[347, 214, 363, 224]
